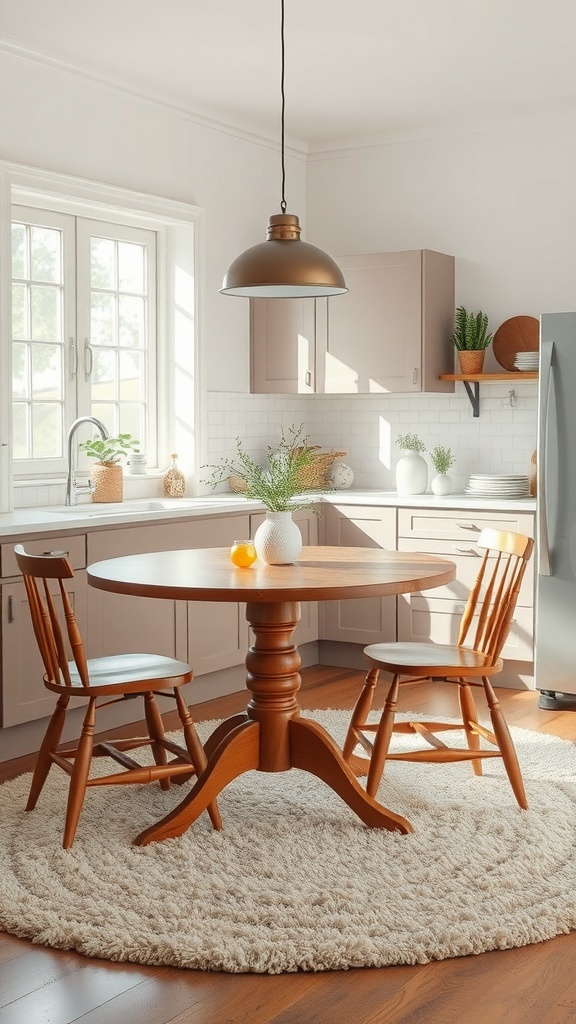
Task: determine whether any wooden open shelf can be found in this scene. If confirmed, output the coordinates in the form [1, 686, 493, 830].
[439, 372, 538, 416]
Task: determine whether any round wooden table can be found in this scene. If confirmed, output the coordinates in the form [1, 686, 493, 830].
[87, 545, 456, 845]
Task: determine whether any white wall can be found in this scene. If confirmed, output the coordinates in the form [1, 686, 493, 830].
[1, 50, 553, 499]
[306, 115, 576, 369]
[0, 48, 306, 394]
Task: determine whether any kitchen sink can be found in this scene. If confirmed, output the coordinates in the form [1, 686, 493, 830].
[41, 499, 219, 517]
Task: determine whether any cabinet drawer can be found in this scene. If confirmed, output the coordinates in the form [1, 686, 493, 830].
[398, 594, 534, 661]
[397, 508, 535, 542]
[1, 535, 86, 577]
[397, 536, 534, 606]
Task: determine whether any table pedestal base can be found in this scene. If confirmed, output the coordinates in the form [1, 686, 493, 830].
[134, 599, 413, 845]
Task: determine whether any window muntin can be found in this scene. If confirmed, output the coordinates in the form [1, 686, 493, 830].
[11, 210, 157, 475]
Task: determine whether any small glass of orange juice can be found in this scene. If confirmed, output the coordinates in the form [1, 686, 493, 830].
[230, 539, 257, 567]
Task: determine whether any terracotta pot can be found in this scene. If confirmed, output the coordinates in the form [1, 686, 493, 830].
[91, 463, 123, 502]
[457, 350, 485, 374]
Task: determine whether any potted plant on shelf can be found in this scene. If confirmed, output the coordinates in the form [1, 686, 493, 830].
[78, 433, 141, 503]
[202, 425, 322, 564]
[429, 445, 455, 496]
[395, 434, 428, 495]
[451, 306, 493, 375]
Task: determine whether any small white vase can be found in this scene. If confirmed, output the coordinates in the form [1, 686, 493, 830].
[431, 473, 452, 496]
[395, 451, 428, 495]
[254, 511, 303, 565]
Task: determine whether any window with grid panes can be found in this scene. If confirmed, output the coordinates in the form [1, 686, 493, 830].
[11, 207, 156, 477]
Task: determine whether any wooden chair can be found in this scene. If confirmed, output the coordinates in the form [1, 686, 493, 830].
[342, 528, 534, 808]
[14, 544, 222, 848]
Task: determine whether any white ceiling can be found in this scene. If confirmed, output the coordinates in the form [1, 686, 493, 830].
[1, 0, 576, 145]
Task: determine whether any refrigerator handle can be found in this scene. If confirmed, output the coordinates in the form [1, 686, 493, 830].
[538, 340, 554, 576]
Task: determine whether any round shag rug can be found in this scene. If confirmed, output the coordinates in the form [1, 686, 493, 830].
[1, 710, 575, 974]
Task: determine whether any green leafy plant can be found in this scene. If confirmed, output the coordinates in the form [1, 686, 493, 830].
[202, 424, 322, 512]
[78, 433, 141, 466]
[396, 433, 426, 453]
[429, 445, 455, 475]
[450, 306, 493, 351]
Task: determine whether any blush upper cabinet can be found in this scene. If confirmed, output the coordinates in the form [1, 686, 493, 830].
[250, 249, 455, 395]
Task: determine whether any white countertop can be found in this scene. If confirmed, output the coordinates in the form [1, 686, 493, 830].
[0, 490, 537, 540]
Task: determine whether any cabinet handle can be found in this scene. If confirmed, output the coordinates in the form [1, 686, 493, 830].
[453, 546, 480, 555]
[455, 522, 480, 531]
[7, 595, 14, 623]
[305, 370, 312, 387]
[413, 368, 418, 385]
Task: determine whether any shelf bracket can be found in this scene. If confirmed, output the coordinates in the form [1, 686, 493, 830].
[462, 379, 480, 417]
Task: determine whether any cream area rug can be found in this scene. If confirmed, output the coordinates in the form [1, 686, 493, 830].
[1, 710, 576, 974]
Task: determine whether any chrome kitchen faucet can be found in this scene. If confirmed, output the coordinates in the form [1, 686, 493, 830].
[65, 416, 109, 505]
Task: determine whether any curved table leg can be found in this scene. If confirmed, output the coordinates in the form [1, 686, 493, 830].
[134, 599, 413, 844]
[134, 719, 260, 845]
[290, 717, 413, 833]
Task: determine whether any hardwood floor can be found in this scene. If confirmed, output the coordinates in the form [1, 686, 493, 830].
[1, 665, 575, 1024]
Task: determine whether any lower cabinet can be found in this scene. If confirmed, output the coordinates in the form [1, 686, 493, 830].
[396, 508, 536, 672]
[87, 515, 252, 677]
[320, 504, 398, 644]
[185, 516, 252, 675]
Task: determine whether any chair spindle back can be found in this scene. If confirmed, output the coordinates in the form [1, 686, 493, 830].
[456, 528, 534, 663]
[14, 544, 90, 689]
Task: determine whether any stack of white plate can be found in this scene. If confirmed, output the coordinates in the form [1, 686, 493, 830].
[513, 351, 539, 371]
[465, 473, 530, 498]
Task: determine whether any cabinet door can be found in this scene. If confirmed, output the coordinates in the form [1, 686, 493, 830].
[250, 509, 319, 645]
[87, 522, 197, 661]
[250, 297, 315, 393]
[322, 504, 397, 644]
[319, 250, 454, 394]
[186, 516, 252, 675]
[396, 508, 536, 672]
[2, 572, 88, 726]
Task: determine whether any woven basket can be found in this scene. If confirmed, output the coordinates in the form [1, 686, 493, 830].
[229, 448, 347, 494]
[294, 448, 347, 489]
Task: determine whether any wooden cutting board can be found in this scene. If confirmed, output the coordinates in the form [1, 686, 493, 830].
[492, 315, 539, 371]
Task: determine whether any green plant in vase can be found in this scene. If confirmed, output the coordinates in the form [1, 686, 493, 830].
[395, 433, 428, 495]
[451, 306, 493, 374]
[202, 424, 319, 512]
[202, 425, 323, 564]
[78, 433, 140, 503]
[429, 445, 455, 496]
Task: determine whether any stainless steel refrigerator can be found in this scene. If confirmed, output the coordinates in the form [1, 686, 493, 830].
[536, 312, 576, 709]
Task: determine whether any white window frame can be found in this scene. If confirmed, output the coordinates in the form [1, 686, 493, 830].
[0, 162, 205, 512]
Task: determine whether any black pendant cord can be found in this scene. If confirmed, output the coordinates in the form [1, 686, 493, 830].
[280, 0, 287, 214]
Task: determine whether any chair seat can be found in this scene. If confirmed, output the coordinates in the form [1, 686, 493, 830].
[45, 653, 193, 696]
[364, 641, 503, 677]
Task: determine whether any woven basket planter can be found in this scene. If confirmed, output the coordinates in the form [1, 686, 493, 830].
[457, 350, 485, 374]
[91, 463, 123, 503]
[229, 448, 347, 494]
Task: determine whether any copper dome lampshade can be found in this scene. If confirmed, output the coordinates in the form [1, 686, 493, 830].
[220, 0, 347, 299]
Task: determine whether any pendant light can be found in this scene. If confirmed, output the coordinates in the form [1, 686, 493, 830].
[220, 0, 347, 298]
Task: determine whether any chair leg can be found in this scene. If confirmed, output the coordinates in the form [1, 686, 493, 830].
[482, 677, 529, 810]
[458, 681, 483, 777]
[174, 688, 222, 831]
[26, 694, 70, 811]
[342, 667, 380, 763]
[63, 698, 96, 849]
[366, 674, 400, 798]
[144, 693, 170, 791]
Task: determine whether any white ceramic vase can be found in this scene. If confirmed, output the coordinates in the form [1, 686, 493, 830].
[254, 511, 303, 565]
[431, 473, 452, 496]
[395, 451, 428, 495]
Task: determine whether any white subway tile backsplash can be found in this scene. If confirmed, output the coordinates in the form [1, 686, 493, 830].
[206, 385, 538, 492]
